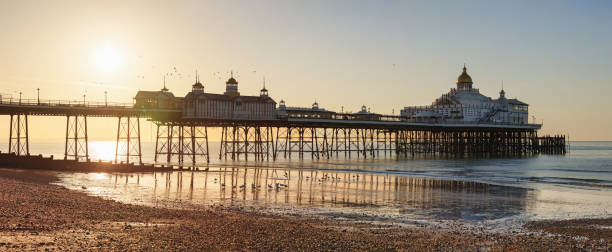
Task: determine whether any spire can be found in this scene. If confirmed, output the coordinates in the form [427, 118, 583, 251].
[260, 76, 268, 97]
[261, 76, 267, 91]
[161, 76, 169, 92]
[192, 69, 204, 93]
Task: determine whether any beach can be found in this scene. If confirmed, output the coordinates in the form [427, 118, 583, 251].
[0, 168, 609, 251]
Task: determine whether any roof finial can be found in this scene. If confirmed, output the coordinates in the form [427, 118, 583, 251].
[463, 63, 467, 72]
[502, 80, 504, 91]
[195, 70, 199, 83]
[161, 76, 169, 91]
[263, 76, 266, 89]
[231, 70, 234, 78]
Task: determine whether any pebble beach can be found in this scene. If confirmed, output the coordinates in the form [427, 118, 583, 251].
[0, 168, 610, 251]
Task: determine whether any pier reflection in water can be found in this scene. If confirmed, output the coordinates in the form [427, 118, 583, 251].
[62, 168, 532, 221]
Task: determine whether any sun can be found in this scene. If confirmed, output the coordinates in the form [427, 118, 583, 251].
[88, 141, 118, 162]
[94, 44, 122, 73]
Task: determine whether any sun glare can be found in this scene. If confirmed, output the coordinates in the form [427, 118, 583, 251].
[90, 173, 108, 180]
[89, 141, 117, 161]
[94, 45, 122, 73]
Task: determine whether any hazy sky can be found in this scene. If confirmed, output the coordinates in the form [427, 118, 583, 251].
[1, 0, 611, 141]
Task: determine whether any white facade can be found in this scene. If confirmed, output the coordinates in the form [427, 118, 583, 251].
[400, 66, 529, 124]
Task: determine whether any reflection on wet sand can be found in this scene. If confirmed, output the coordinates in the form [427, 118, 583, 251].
[97, 168, 532, 221]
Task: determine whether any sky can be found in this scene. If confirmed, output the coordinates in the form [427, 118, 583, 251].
[0, 0, 611, 142]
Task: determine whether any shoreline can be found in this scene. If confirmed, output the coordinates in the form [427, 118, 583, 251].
[0, 153, 173, 173]
[0, 168, 610, 250]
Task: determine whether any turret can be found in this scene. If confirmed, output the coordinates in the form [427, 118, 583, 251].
[278, 100, 286, 109]
[456, 64, 473, 91]
[191, 71, 204, 94]
[312, 101, 319, 110]
[224, 72, 240, 96]
[260, 77, 268, 97]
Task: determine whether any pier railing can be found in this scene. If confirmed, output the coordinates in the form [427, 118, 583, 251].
[0, 95, 133, 109]
[290, 113, 541, 128]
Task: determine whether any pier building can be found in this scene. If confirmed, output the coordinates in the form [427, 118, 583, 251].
[182, 75, 277, 120]
[279, 101, 336, 119]
[401, 66, 529, 124]
[352, 105, 381, 121]
[134, 83, 181, 109]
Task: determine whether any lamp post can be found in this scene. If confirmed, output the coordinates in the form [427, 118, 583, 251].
[36, 88, 40, 105]
[104, 91, 108, 107]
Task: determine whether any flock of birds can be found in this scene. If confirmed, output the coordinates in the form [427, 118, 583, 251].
[135, 64, 261, 84]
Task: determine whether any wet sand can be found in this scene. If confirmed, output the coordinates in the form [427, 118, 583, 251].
[0, 168, 610, 251]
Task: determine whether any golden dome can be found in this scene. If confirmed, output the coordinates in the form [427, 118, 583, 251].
[457, 65, 473, 83]
[226, 77, 238, 84]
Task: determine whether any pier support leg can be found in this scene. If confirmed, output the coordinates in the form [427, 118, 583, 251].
[115, 116, 142, 164]
[219, 126, 227, 160]
[154, 123, 171, 164]
[273, 127, 288, 160]
[286, 127, 300, 159]
[181, 125, 209, 166]
[220, 126, 272, 161]
[315, 128, 330, 159]
[8, 113, 29, 156]
[64, 115, 88, 161]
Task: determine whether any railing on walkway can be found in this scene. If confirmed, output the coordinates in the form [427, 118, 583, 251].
[0, 95, 133, 109]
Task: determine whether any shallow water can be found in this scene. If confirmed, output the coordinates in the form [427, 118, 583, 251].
[4, 141, 612, 225]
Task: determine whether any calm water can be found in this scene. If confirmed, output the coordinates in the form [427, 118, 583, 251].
[2, 141, 611, 225]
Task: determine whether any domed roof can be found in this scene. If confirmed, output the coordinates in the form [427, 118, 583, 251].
[226, 77, 238, 85]
[192, 82, 204, 88]
[457, 66, 473, 83]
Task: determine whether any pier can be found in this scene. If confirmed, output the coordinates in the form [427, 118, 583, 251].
[0, 92, 566, 169]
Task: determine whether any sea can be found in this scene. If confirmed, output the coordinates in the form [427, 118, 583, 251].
[3, 141, 611, 229]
